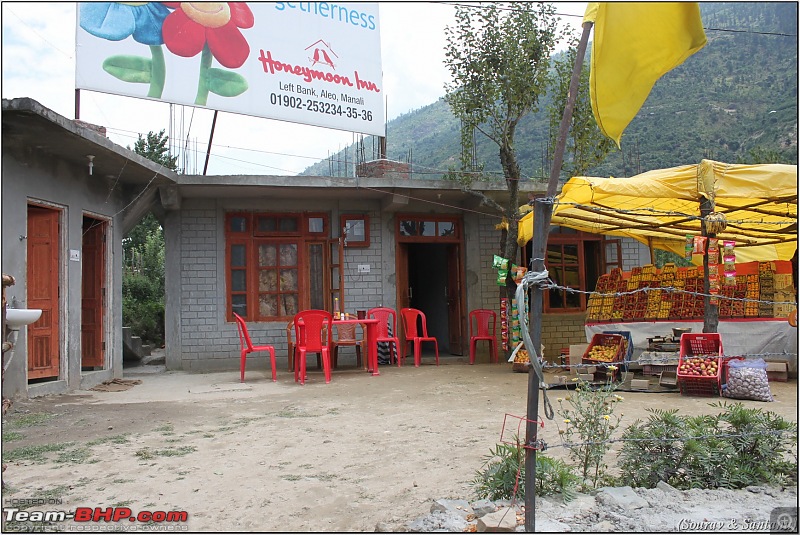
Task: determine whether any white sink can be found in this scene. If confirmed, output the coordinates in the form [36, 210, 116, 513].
[5, 309, 42, 329]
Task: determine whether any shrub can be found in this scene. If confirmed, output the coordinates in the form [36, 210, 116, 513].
[618, 402, 797, 490]
[472, 439, 580, 503]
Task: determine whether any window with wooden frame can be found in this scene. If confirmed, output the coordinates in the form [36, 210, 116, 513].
[520, 227, 603, 313]
[340, 214, 369, 247]
[226, 212, 331, 321]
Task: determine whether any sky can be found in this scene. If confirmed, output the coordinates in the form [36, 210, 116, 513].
[2, 2, 587, 176]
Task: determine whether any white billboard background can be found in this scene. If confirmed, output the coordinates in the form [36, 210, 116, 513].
[75, 2, 385, 137]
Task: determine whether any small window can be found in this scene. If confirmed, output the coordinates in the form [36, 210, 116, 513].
[305, 213, 328, 235]
[254, 214, 300, 236]
[227, 213, 249, 233]
[438, 221, 455, 237]
[341, 214, 370, 247]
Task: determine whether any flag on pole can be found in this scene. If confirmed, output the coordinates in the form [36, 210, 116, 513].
[584, 3, 707, 147]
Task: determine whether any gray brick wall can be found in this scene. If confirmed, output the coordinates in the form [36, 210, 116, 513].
[542, 313, 588, 361]
[620, 238, 651, 270]
[179, 209, 235, 368]
[341, 210, 383, 313]
[478, 215, 504, 308]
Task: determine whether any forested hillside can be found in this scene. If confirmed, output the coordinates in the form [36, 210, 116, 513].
[302, 2, 797, 179]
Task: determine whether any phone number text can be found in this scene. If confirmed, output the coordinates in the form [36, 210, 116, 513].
[269, 93, 374, 121]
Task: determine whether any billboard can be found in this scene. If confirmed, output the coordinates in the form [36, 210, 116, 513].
[75, 2, 385, 136]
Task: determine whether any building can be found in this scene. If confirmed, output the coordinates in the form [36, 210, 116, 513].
[2, 97, 649, 398]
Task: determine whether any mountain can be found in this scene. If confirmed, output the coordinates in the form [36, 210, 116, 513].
[302, 2, 798, 179]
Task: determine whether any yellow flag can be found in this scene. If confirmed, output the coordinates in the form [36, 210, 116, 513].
[584, 3, 707, 146]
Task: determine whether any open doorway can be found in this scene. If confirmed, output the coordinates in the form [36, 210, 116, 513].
[395, 215, 465, 355]
[408, 244, 450, 349]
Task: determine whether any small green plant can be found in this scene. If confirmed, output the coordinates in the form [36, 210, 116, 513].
[135, 449, 154, 460]
[154, 424, 174, 434]
[618, 402, 798, 490]
[136, 445, 196, 459]
[87, 434, 130, 446]
[472, 439, 579, 503]
[7, 412, 54, 428]
[2, 431, 24, 441]
[556, 375, 624, 489]
[473, 441, 525, 501]
[55, 446, 93, 464]
[535, 455, 581, 503]
[4, 442, 75, 463]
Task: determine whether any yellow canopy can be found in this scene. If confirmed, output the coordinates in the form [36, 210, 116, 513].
[517, 159, 798, 263]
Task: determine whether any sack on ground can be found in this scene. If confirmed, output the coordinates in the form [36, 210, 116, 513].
[722, 358, 773, 402]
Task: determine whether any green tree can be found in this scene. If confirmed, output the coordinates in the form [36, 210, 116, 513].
[123, 130, 177, 346]
[444, 2, 565, 302]
[547, 42, 616, 178]
[736, 146, 794, 165]
[132, 129, 179, 171]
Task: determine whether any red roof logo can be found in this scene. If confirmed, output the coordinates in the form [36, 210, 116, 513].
[305, 39, 338, 70]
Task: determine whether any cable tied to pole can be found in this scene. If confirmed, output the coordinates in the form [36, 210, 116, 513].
[515, 267, 555, 420]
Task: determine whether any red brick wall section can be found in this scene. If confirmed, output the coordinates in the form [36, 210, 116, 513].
[356, 159, 410, 179]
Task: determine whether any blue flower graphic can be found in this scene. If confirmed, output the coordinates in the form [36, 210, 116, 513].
[79, 2, 170, 45]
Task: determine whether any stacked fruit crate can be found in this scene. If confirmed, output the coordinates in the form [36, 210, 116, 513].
[731, 275, 747, 317]
[744, 273, 760, 317]
[758, 262, 775, 318]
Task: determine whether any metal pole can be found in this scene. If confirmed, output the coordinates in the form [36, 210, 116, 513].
[525, 20, 593, 533]
[524, 200, 547, 533]
[75, 89, 80, 120]
[203, 110, 218, 176]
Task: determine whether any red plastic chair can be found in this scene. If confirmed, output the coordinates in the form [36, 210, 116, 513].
[400, 308, 439, 367]
[332, 313, 365, 369]
[469, 309, 498, 364]
[367, 307, 401, 366]
[293, 310, 333, 385]
[233, 313, 277, 383]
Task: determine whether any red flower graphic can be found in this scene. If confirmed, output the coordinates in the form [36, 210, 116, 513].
[162, 2, 254, 69]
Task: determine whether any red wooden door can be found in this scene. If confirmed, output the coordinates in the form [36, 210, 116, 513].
[446, 244, 464, 355]
[81, 217, 105, 368]
[27, 205, 60, 379]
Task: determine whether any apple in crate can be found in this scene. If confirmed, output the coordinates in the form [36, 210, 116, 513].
[679, 357, 718, 376]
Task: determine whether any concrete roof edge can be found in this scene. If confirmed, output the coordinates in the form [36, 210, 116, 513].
[176, 174, 547, 192]
[2, 97, 179, 184]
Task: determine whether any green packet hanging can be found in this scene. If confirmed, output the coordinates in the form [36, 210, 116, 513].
[493, 254, 509, 271]
[496, 269, 509, 286]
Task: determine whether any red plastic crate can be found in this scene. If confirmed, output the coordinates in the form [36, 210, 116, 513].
[582, 334, 625, 364]
[677, 333, 723, 397]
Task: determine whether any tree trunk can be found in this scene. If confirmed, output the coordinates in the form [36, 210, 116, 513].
[500, 140, 522, 354]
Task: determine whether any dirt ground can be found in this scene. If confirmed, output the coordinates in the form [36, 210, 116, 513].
[1, 356, 797, 532]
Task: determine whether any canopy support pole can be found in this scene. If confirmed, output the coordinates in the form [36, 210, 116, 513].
[700, 197, 719, 333]
[525, 19, 593, 533]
